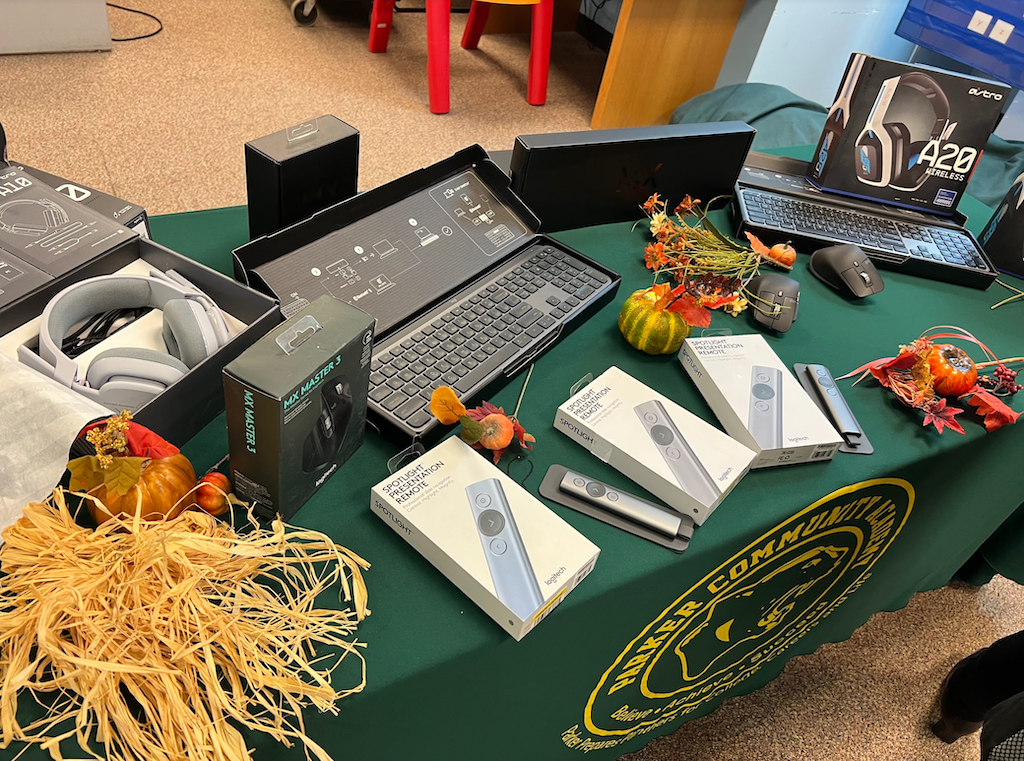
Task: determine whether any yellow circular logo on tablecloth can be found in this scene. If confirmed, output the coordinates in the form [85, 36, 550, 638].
[560, 478, 914, 753]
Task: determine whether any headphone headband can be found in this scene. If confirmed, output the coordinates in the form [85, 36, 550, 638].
[897, 72, 950, 128]
[37, 275, 195, 386]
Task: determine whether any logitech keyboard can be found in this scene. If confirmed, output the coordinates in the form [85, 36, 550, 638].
[735, 187, 998, 290]
[368, 242, 616, 440]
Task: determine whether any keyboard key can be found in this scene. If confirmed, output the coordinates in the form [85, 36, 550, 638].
[401, 339, 415, 350]
[472, 350, 488, 363]
[513, 334, 532, 348]
[565, 296, 580, 307]
[510, 303, 531, 318]
[395, 396, 427, 420]
[455, 347, 472, 359]
[370, 386, 393, 403]
[380, 364, 398, 378]
[545, 296, 561, 306]
[435, 360, 452, 373]
[408, 410, 432, 428]
[426, 367, 441, 380]
[526, 324, 545, 338]
[370, 371, 386, 386]
[382, 392, 409, 411]
[538, 315, 556, 328]
[441, 340, 457, 353]
[402, 383, 419, 396]
[464, 358, 479, 371]
[442, 371, 461, 386]
[409, 362, 427, 375]
[517, 308, 543, 328]
[425, 336, 440, 348]
[387, 376, 404, 390]
[575, 285, 595, 299]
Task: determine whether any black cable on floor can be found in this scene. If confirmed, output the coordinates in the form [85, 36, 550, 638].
[107, 2, 164, 41]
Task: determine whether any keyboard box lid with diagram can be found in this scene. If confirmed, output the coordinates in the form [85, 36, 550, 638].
[233, 145, 622, 442]
[554, 365, 757, 525]
[223, 295, 375, 521]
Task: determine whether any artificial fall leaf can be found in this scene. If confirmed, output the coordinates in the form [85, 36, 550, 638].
[667, 294, 712, 328]
[963, 388, 1021, 432]
[430, 386, 467, 425]
[511, 418, 536, 450]
[458, 415, 485, 445]
[103, 457, 147, 497]
[921, 398, 965, 435]
[745, 232, 771, 257]
[67, 455, 105, 493]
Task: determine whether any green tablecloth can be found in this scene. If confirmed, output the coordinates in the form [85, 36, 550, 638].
[138, 194, 1024, 760]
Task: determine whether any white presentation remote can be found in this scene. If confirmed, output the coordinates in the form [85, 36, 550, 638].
[558, 469, 692, 539]
[634, 399, 721, 506]
[748, 364, 783, 449]
[466, 478, 544, 619]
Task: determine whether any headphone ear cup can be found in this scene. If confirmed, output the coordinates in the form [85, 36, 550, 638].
[163, 299, 217, 368]
[883, 123, 913, 184]
[902, 140, 930, 185]
[86, 347, 189, 388]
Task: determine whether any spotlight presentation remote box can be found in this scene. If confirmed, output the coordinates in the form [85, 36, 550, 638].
[554, 366, 756, 524]
[370, 436, 600, 640]
[678, 335, 843, 469]
[224, 295, 374, 520]
[808, 53, 1009, 215]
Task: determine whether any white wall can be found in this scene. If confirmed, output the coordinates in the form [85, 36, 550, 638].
[718, 0, 916, 105]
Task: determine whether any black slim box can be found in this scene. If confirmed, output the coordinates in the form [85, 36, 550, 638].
[245, 116, 359, 240]
[509, 122, 756, 231]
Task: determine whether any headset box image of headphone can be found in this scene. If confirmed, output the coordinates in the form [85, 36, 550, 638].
[18, 270, 231, 413]
[854, 72, 956, 192]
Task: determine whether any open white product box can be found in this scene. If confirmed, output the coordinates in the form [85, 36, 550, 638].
[554, 366, 756, 525]
[678, 334, 843, 469]
[371, 436, 600, 640]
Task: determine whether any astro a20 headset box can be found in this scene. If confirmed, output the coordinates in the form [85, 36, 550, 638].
[809, 53, 1009, 214]
[224, 295, 374, 520]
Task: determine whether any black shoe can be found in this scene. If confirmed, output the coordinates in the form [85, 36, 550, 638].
[932, 654, 985, 743]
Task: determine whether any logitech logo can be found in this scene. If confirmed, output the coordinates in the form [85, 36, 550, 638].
[787, 436, 810, 443]
[970, 88, 1003, 100]
[718, 466, 733, 482]
[545, 566, 567, 586]
[559, 418, 593, 444]
[315, 462, 338, 488]
[377, 502, 413, 536]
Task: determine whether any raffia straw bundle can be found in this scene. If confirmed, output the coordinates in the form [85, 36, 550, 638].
[0, 489, 370, 761]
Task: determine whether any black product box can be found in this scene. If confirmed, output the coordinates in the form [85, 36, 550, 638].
[809, 53, 1010, 215]
[11, 162, 150, 238]
[0, 166, 135, 287]
[979, 176, 1024, 278]
[223, 296, 374, 520]
[245, 115, 359, 240]
[232, 144, 621, 443]
[509, 122, 755, 231]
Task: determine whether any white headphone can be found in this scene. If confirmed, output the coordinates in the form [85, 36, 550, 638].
[18, 269, 231, 412]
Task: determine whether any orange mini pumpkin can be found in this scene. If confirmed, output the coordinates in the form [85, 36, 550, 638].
[928, 344, 978, 397]
[86, 453, 197, 525]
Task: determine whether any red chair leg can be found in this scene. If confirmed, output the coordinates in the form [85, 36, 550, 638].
[368, 0, 395, 53]
[461, 1, 491, 50]
[527, 0, 553, 105]
[426, 0, 451, 113]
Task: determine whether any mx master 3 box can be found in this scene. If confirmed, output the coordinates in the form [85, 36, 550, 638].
[809, 53, 1009, 215]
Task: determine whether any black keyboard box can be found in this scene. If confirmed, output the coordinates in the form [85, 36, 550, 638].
[510, 122, 755, 232]
[234, 145, 621, 443]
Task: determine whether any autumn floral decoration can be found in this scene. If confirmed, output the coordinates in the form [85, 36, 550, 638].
[639, 193, 797, 328]
[840, 326, 1023, 434]
[429, 386, 535, 463]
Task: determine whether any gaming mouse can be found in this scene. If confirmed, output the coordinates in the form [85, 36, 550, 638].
[747, 273, 800, 333]
[809, 244, 885, 298]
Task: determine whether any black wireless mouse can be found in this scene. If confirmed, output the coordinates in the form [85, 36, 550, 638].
[302, 377, 353, 473]
[747, 273, 800, 333]
[810, 244, 885, 298]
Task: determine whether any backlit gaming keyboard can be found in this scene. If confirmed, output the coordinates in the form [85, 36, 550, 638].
[369, 243, 616, 440]
[735, 187, 997, 289]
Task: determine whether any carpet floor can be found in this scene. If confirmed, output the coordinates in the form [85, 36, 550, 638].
[1, 4, 1019, 759]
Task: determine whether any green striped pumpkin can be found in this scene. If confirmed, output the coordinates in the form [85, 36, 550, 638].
[618, 287, 692, 355]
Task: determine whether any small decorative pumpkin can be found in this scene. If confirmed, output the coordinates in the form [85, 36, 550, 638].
[928, 344, 978, 397]
[86, 453, 196, 524]
[618, 286, 692, 355]
[67, 411, 199, 526]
